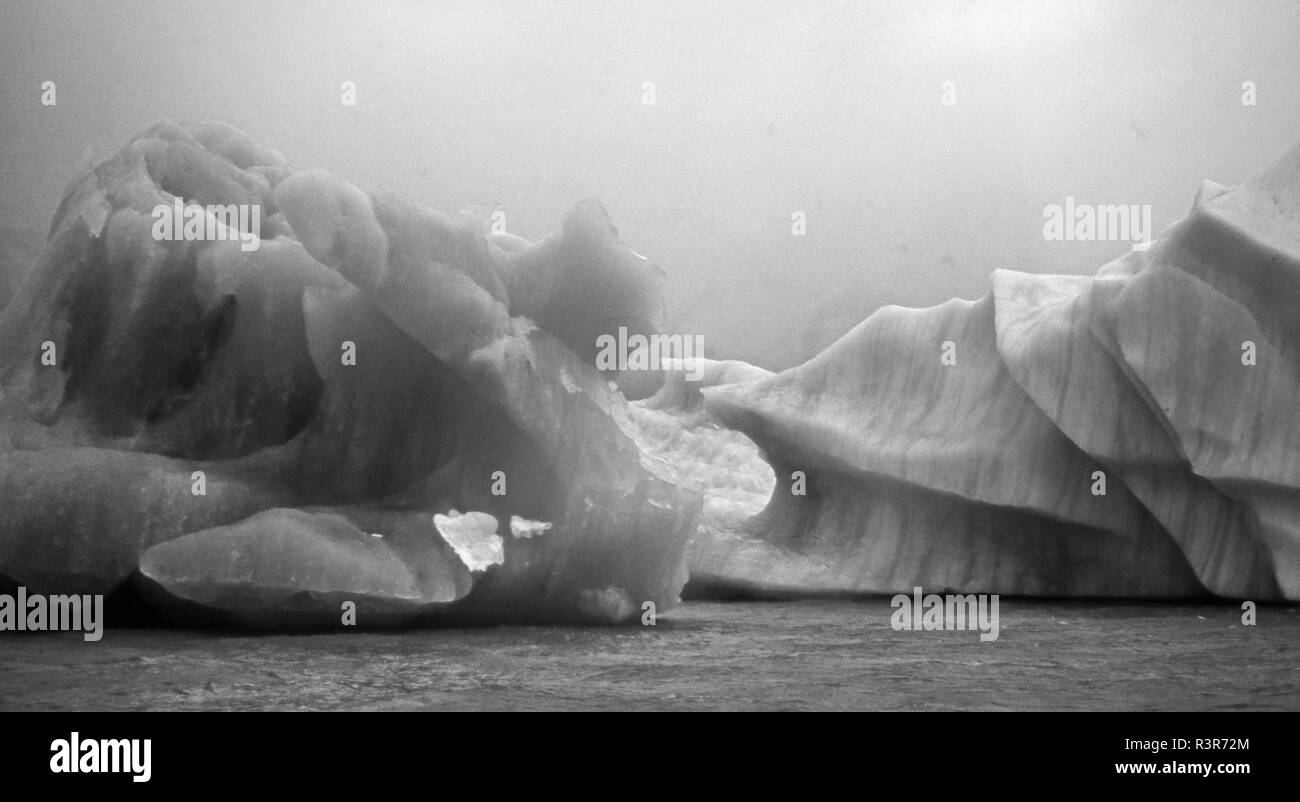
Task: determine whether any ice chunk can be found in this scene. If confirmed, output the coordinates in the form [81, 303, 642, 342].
[509, 516, 552, 539]
[138, 508, 473, 628]
[434, 510, 504, 572]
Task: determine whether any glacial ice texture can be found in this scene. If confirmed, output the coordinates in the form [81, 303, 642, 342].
[3, 121, 1298, 634]
[0, 121, 696, 627]
[683, 145, 1300, 601]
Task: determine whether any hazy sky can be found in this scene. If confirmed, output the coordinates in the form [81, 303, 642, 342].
[3, 0, 1299, 366]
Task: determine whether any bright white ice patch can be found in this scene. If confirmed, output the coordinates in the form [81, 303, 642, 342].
[509, 516, 552, 539]
[433, 510, 504, 571]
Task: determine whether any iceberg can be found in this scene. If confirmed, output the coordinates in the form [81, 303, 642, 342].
[0, 121, 697, 626]
[3, 119, 1298, 632]
[685, 144, 1300, 601]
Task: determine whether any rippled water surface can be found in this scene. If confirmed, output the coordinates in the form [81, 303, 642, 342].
[2, 600, 1296, 711]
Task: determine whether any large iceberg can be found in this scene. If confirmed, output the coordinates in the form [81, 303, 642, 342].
[3, 121, 1298, 631]
[683, 145, 1300, 601]
[0, 121, 696, 627]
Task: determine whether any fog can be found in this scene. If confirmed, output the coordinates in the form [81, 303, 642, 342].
[3, 0, 1299, 367]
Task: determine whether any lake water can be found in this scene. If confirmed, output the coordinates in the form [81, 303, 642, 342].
[1, 600, 1296, 711]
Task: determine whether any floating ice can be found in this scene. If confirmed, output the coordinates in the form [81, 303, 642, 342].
[672, 143, 1300, 600]
[434, 511, 504, 571]
[509, 516, 552, 539]
[4, 118, 1298, 632]
[0, 120, 697, 627]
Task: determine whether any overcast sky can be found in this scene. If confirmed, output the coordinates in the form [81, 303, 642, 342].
[3, 0, 1299, 366]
